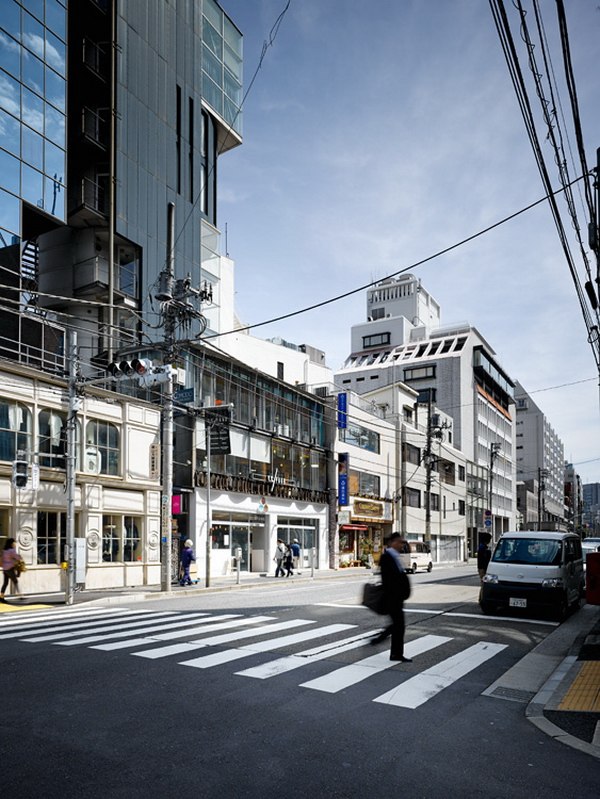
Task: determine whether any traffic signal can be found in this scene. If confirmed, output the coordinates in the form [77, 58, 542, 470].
[12, 457, 29, 489]
[107, 357, 153, 378]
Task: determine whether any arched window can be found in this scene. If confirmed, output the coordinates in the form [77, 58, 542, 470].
[0, 401, 31, 462]
[85, 419, 120, 475]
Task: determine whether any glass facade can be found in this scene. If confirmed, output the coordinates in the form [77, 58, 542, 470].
[202, 0, 242, 134]
[0, 0, 67, 242]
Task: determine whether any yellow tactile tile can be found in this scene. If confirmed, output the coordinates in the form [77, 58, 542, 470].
[0, 603, 52, 613]
[558, 662, 600, 712]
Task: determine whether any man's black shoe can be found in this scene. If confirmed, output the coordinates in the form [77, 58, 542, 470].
[390, 655, 412, 662]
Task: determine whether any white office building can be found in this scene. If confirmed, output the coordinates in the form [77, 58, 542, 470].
[335, 274, 517, 551]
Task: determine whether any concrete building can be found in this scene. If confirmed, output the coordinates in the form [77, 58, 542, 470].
[0, 361, 162, 592]
[514, 381, 566, 530]
[564, 462, 583, 533]
[335, 273, 517, 551]
[583, 482, 600, 536]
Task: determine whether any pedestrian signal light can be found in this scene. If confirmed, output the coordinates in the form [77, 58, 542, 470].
[12, 457, 29, 489]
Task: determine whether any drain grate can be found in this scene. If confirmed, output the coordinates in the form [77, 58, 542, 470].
[488, 686, 536, 703]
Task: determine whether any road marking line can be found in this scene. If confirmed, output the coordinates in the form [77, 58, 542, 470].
[300, 635, 452, 693]
[236, 630, 376, 679]
[134, 619, 314, 660]
[181, 624, 356, 670]
[373, 641, 507, 708]
[0, 610, 160, 640]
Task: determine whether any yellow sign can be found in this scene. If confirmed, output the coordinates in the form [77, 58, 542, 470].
[353, 500, 383, 517]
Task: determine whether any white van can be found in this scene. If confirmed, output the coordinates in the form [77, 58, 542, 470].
[480, 531, 584, 620]
[400, 541, 433, 574]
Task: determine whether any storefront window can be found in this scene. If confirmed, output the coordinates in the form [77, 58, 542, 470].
[86, 419, 120, 475]
[102, 514, 143, 562]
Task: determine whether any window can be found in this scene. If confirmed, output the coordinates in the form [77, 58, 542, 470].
[431, 493, 440, 511]
[37, 510, 66, 565]
[0, 401, 31, 462]
[349, 469, 380, 497]
[86, 420, 120, 475]
[340, 422, 380, 454]
[404, 487, 420, 507]
[277, 362, 284, 381]
[458, 465, 465, 481]
[371, 308, 385, 320]
[404, 443, 420, 465]
[38, 409, 67, 468]
[404, 365, 436, 381]
[458, 500, 465, 515]
[102, 514, 142, 562]
[362, 332, 390, 349]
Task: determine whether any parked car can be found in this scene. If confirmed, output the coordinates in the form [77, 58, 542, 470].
[480, 531, 584, 621]
[399, 541, 433, 574]
[582, 537, 600, 566]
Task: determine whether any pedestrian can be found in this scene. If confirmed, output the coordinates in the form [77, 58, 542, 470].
[284, 542, 294, 577]
[1, 537, 23, 601]
[273, 539, 286, 577]
[370, 532, 411, 662]
[180, 539, 196, 586]
[291, 539, 301, 573]
[477, 532, 493, 583]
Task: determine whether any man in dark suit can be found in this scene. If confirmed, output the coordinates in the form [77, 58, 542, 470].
[371, 532, 411, 662]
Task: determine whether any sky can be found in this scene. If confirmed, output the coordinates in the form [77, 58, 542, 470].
[216, 0, 600, 485]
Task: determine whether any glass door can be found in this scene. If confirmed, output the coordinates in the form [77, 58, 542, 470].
[231, 527, 249, 571]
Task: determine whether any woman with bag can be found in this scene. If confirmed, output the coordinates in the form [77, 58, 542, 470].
[1, 537, 23, 601]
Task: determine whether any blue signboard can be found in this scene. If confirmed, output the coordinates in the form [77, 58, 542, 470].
[338, 452, 349, 506]
[337, 392, 347, 429]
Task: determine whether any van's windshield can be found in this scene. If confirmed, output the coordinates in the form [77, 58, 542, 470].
[492, 538, 562, 566]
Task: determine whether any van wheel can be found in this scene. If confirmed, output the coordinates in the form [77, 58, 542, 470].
[412, 563, 418, 574]
[554, 594, 569, 622]
[427, 562, 433, 572]
[480, 601, 494, 615]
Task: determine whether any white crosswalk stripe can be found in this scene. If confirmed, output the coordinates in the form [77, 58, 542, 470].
[133, 618, 315, 660]
[236, 630, 379, 680]
[180, 623, 356, 670]
[22, 612, 181, 643]
[109, 615, 277, 654]
[90, 614, 244, 650]
[55, 613, 212, 646]
[0, 608, 132, 629]
[373, 641, 508, 708]
[0, 610, 163, 640]
[299, 635, 452, 693]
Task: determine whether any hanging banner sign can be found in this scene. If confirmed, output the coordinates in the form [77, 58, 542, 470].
[338, 452, 349, 506]
[206, 406, 231, 455]
[337, 392, 347, 429]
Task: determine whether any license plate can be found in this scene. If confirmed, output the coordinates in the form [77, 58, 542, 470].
[509, 597, 527, 608]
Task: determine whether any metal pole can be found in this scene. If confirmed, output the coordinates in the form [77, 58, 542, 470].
[160, 369, 173, 592]
[205, 423, 211, 588]
[65, 330, 78, 605]
[424, 390, 432, 543]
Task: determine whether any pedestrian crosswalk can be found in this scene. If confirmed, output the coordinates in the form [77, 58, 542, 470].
[0, 607, 509, 711]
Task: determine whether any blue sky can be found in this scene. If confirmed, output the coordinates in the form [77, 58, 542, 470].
[217, 0, 600, 485]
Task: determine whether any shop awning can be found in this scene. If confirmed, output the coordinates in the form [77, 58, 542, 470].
[340, 524, 369, 531]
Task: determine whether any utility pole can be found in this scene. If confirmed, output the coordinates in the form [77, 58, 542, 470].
[205, 419, 212, 587]
[154, 202, 213, 591]
[424, 390, 433, 544]
[158, 203, 177, 593]
[538, 467, 548, 531]
[65, 330, 81, 605]
[488, 442, 501, 537]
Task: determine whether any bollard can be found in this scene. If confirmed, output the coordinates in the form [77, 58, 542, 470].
[585, 551, 600, 605]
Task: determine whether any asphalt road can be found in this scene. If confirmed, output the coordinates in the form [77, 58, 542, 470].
[2, 568, 598, 798]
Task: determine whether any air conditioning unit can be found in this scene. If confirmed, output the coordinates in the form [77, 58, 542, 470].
[85, 446, 102, 475]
